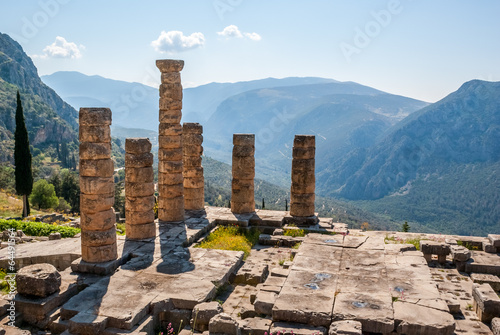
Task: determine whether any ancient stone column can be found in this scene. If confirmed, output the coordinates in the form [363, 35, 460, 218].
[157, 59, 185, 222]
[290, 135, 316, 222]
[125, 138, 155, 239]
[231, 134, 255, 214]
[183, 123, 204, 210]
[79, 108, 117, 263]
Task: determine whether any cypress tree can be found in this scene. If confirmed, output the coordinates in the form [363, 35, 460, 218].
[14, 91, 33, 217]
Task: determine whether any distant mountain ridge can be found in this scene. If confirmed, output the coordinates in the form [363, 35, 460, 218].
[0, 32, 78, 163]
[41, 71, 339, 131]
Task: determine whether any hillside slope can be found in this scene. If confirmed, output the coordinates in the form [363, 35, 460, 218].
[0, 33, 78, 165]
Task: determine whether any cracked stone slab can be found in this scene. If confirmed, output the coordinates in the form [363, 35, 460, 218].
[303, 233, 344, 247]
[393, 301, 455, 335]
[332, 292, 394, 334]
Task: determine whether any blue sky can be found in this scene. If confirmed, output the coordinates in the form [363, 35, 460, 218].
[1, 0, 499, 102]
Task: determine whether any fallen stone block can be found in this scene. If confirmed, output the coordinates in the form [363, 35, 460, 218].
[233, 263, 269, 286]
[488, 234, 500, 248]
[49, 232, 61, 240]
[472, 283, 500, 322]
[484, 242, 498, 254]
[208, 313, 239, 335]
[471, 273, 500, 291]
[393, 301, 455, 335]
[191, 301, 223, 332]
[270, 267, 290, 278]
[270, 321, 327, 335]
[329, 320, 362, 334]
[492, 317, 500, 335]
[239, 317, 271, 335]
[420, 241, 450, 256]
[253, 291, 277, 316]
[450, 245, 471, 262]
[16, 263, 61, 297]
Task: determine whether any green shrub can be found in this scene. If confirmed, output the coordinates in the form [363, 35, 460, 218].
[283, 228, 306, 237]
[0, 219, 80, 237]
[195, 225, 259, 259]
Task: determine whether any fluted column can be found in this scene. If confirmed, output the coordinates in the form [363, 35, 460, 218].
[231, 134, 255, 214]
[79, 108, 117, 263]
[157, 59, 185, 222]
[125, 138, 155, 239]
[183, 123, 204, 210]
[290, 135, 316, 221]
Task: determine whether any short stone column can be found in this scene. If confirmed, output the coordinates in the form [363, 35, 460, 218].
[125, 138, 155, 239]
[157, 59, 185, 222]
[231, 134, 255, 214]
[183, 123, 204, 210]
[79, 108, 117, 263]
[289, 135, 317, 224]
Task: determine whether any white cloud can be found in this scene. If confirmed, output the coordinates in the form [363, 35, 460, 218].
[244, 32, 262, 41]
[151, 31, 205, 53]
[217, 25, 243, 38]
[217, 25, 261, 42]
[35, 36, 84, 59]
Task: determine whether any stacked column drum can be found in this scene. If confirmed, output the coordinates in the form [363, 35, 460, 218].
[156, 59, 185, 222]
[231, 134, 255, 214]
[290, 135, 316, 218]
[79, 108, 117, 263]
[125, 138, 155, 239]
[183, 123, 204, 210]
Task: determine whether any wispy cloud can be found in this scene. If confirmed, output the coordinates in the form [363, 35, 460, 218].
[151, 30, 205, 53]
[217, 25, 243, 38]
[244, 32, 262, 41]
[217, 25, 261, 41]
[34, 36, 84, 59]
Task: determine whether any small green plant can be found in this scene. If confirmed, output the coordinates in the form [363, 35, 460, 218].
[384, 234, 421, 251]
[116, 223, 126, 235]
[465, 303, 473, 311]
[283, 228, 306, 237]
[195, 226, 259, 259]
[291, 242, 301, 249]
[457, 240, 480, 250]
[392, 296, 399, 302]
[0, 219, 80, 237]
[401, 221, 410, 232]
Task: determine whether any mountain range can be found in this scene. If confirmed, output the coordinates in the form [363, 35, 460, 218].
[0, 32, 78, 164]
[3, 30, 498, 236]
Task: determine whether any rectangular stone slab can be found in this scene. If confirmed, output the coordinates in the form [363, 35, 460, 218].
[393, 301, 455, 335]
[332, 292, 394, 334]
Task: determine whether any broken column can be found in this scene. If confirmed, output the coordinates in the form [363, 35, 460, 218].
[183, 123, 204, 210]
[231, 134, 255, 214]
[125, 138, 155, 239]
[79, 108, 117, 263]
[289, 135, 317, 224]
[157, 59, 185, 222]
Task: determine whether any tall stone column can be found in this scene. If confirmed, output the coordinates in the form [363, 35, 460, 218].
[79, 108, 117, 263]
[125, 138, 155, 239]
[157, 59, 185, 222]
[290, 135, 317, 224]
[231, 134, 255, 214]
[183, 123, 204, 210]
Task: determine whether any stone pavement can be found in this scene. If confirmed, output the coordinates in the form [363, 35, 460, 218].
[1, 209, 500, 335]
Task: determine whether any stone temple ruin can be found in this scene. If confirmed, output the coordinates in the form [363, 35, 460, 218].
[1, 59, 500, 335]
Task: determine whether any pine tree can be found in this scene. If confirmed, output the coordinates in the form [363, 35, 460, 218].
[402, 221, 410, 232]
[14, 91, 33, 217]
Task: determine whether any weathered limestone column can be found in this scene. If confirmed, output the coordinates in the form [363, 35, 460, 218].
[79, 108, 117, 263]
[183, 123, 204, 210]
[231, 134, 255, 214]
[290, 135, 317, 224]
[157, 59, 185, 222]
[125, 138, 155, 239]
